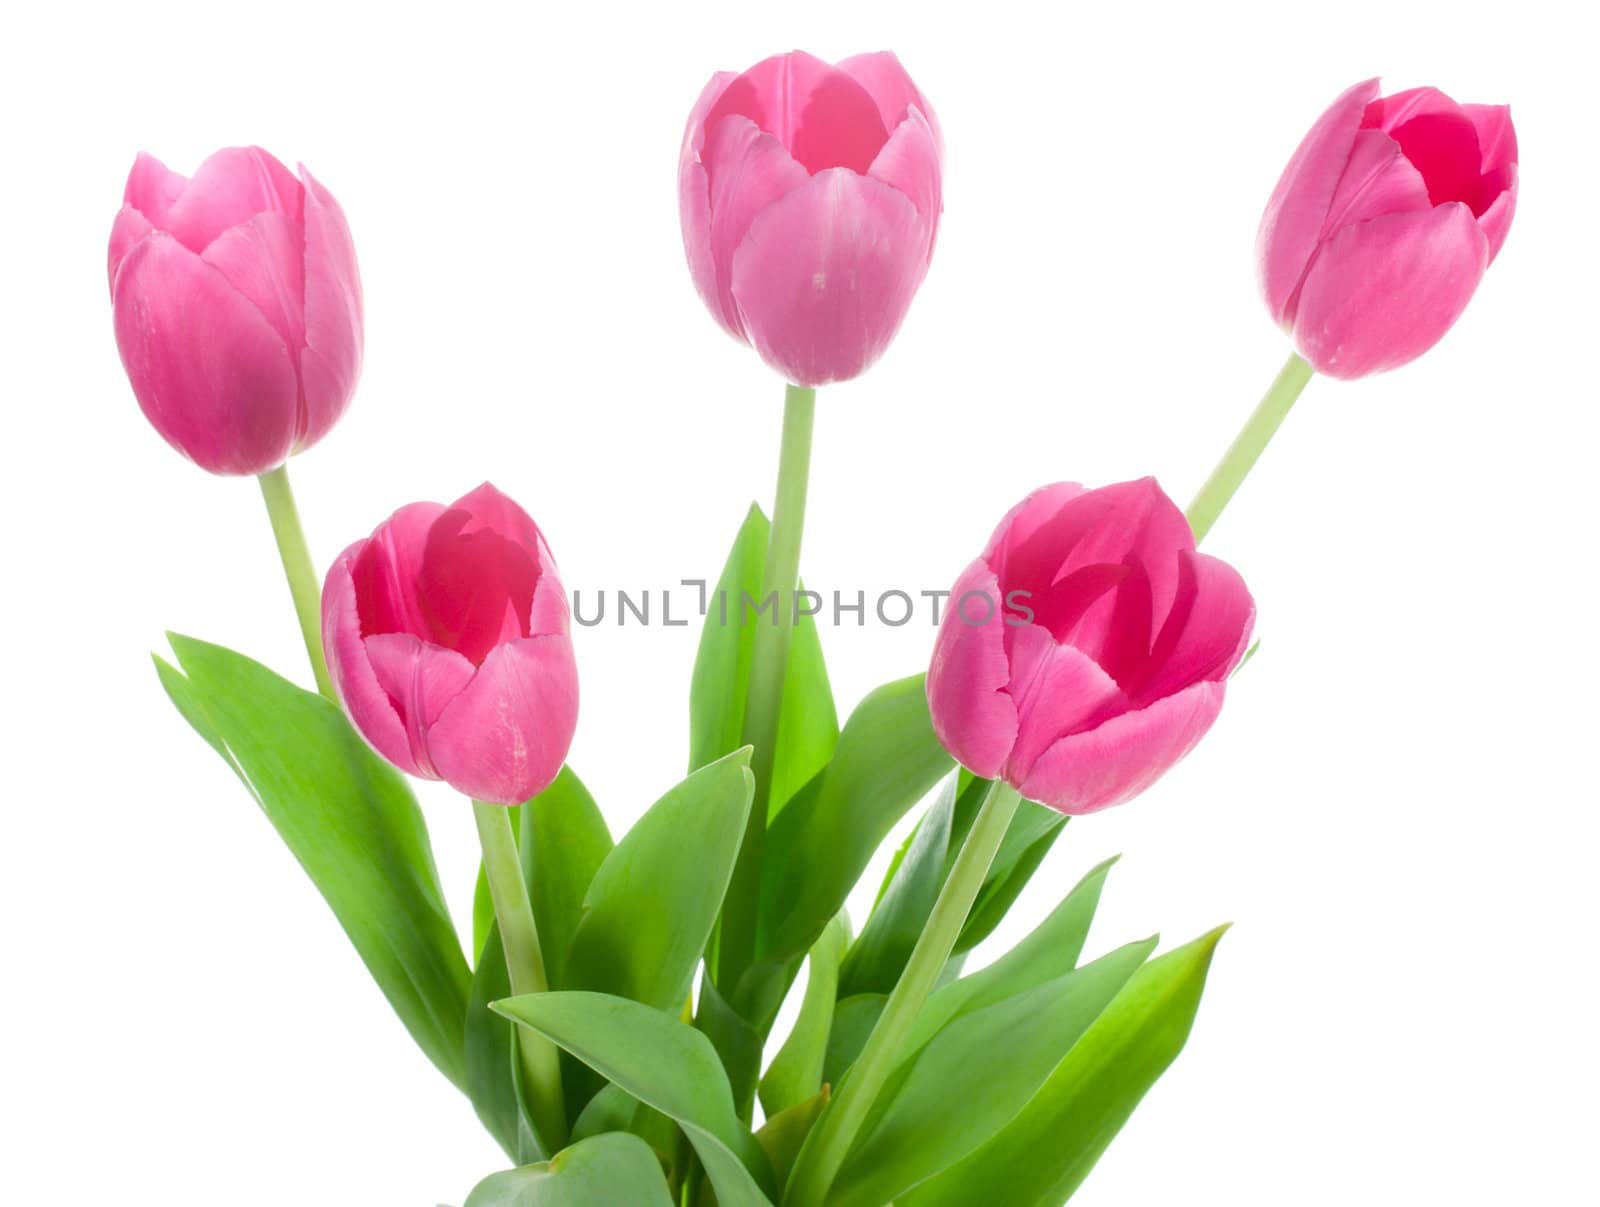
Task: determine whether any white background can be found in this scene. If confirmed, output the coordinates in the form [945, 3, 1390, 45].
[3, 0, 1596, 1202]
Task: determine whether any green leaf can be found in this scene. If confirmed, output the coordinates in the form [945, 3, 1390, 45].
[822, 994, 887, 1088]
[898, 926, 1230, 1207]
[756, 1087, 830, 1191]
[463, 1132, 674, 1206]
[760, 675, 953, 964]
[907, 857, 1120, 1053]
[759, 911, 850, 1116]
[830, 940, 1157, 1207]
[521, 767, 612, 988]
[689, 503, 837, 817]
[696, 969, 764, 1117]
[954, 799, 1067, 955]
[494, 991, 776, 1207]
[156, 635, 469, 1090]
[838, 777, 958, 997]
[563, 750, 753, 1012]
[848, 770, 1069, 995]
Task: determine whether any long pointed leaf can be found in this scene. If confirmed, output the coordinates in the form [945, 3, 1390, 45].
[827, 940, 1157, 1207]
[899, 926, 1229, 1206]
[760, 676, 953, 965]
[690, 503, 837, 817]
[157, 635, 469, 1090]
[493, 991, 776, 1207]
[564, 750, 753, 1011]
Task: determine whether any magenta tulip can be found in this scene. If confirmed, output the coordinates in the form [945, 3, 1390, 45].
[927, 479, 1255, 815]
[108, 147, 363, 475]
[322, 483, 578, 806]
[1258, 79, 1517, 379]
[679, 50, 943, 387]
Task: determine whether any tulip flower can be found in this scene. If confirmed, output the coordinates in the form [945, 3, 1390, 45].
[927, 479, 1255, 815]
[1258, 79, 1517, 379]
[679, 50, 943, 386]
[322, 483, 578, 806]
[109, 146, 363, 475]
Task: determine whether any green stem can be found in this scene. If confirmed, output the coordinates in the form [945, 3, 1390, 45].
[786, 779, 1023, 1207]
[471, 799, 567, 1153]
[1185, 351, 1314, 544]
[718, 384, 817, 995]
[257, 464, 335, 698]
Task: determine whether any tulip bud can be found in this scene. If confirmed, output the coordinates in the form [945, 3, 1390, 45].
[927, 480, 1255, 815]
[1258, 80, 1517, 379]
[679, 50, 943, 387]
[322, 483, 578, 806]
[108, 147, 364, 475]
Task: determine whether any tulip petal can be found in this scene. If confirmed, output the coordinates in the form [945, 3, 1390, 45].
[1004, 622, 1128, 782]
[679, 72, 742, 336]
[787, 68, 891, 174]
[1463, 103, 1517, 179]
[1137, 552, 1255, 705]
[704, 52, 891, 173]
[428, 635, 579, 805]
[164, 146, 303, 253]
[681, 71, 741, 165]
[417, 496, 542, 664]
[1475, 184, 1517, 264]
[1462, 104, 1518, 262]
[867, 107, 942, 262]
[123, 150, 187, 225]
[927, 560, 1018, 779]
[108, 205, 153, 295]
[323, 551, 421, 777]
[837, 51, 944, 157]
[1386, 110, 1486, 211]
[451, 481, 567, 638]
[981, 482, 1087, 564]
[997, 478, 1192, 635]
[299, 164, 363, 451]
[200, 211, 307, 354]
[1018, 681, 1225, 815]
[1257, 78, 1380, 325]
[694, 115, 811, 339]
[730, 167, 927, 387]
[1360, 86, 1463, 135]
[362, 632, 478, 779]
[112, 233, 299, 474]
[1292, 202, 1489, 379]
[1320, 129, 1430, 238]
[350, 501, 450, 640]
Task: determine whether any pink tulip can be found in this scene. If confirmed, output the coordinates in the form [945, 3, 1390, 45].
[1258, 79, 1517, 379]
[679, 50, 943, 387]
[322, 483, 578, 806]
[109, 147, 363, 475]
[927, 479, 1255, 815]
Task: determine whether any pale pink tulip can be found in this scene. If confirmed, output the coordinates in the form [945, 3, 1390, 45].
[927, 480, 1254, 815]
[679, 50, 943, 386]
[1258, 79, 1517, 379]
[322, 484, 578, 806]
[109, 147, 363, 474]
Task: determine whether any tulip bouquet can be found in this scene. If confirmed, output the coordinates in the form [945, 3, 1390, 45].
[111, 52, 1516, 1206]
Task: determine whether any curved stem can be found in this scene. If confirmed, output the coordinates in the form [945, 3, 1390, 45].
[472, 800, 567, 1153]
[1186, 351, 1314, 544]
[786, 779, 1023, 1207]
[718, 384, 817, 994]
[257, 464, 335, 697]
